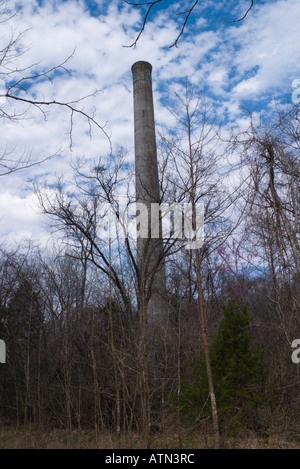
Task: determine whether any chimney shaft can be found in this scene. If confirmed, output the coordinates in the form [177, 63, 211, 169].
[131, 61, 167, 321]
[131, 61, 160, 205]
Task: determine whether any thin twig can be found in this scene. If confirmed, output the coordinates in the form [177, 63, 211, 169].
[224, 0, 254, 23]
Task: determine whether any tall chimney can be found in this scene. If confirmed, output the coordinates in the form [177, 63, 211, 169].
[131, 61, 167, 321]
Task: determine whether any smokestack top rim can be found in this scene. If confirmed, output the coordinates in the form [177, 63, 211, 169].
[131, 61, 152, 74]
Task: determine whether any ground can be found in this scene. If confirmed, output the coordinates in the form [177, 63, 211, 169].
[0, 426, 299, 449]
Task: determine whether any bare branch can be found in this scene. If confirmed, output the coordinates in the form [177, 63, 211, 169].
[0, 6, 112, 175]
[123, 0, 254, 48]
[170, 0, 199, 49]
[0, 147, 60, 177]
[123, 0, 164, 48]
[4, 90, 111, 151]
[224, 0, 254, 23]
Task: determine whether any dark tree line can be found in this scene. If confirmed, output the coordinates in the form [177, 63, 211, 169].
[0, 99, 300, 446]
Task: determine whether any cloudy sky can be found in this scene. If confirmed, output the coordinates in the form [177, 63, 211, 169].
[0, 0, 299, 247]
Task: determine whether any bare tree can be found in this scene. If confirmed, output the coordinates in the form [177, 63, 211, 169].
[230, 104, 300, 300]
[159, 86, 224, 447]
[34, 154, 133, 316]
[227, 104, 300, 420]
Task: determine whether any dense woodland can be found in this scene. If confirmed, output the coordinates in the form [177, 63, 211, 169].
[1, 95, 300, 447]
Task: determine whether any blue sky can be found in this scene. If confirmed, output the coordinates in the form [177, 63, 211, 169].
[0, 0, 299, 246]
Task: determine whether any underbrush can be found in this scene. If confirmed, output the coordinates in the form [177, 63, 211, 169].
[0, 425, 299, 449]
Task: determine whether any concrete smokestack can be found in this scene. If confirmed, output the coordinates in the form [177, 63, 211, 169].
[131, 61, 167, 321]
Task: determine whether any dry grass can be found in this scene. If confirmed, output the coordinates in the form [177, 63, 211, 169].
[0, 425, 299, 449]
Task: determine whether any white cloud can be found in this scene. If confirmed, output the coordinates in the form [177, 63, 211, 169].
[0, 190, 47, 245]
[229, 0, 300, 98]
[0, 0, 299, 246]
